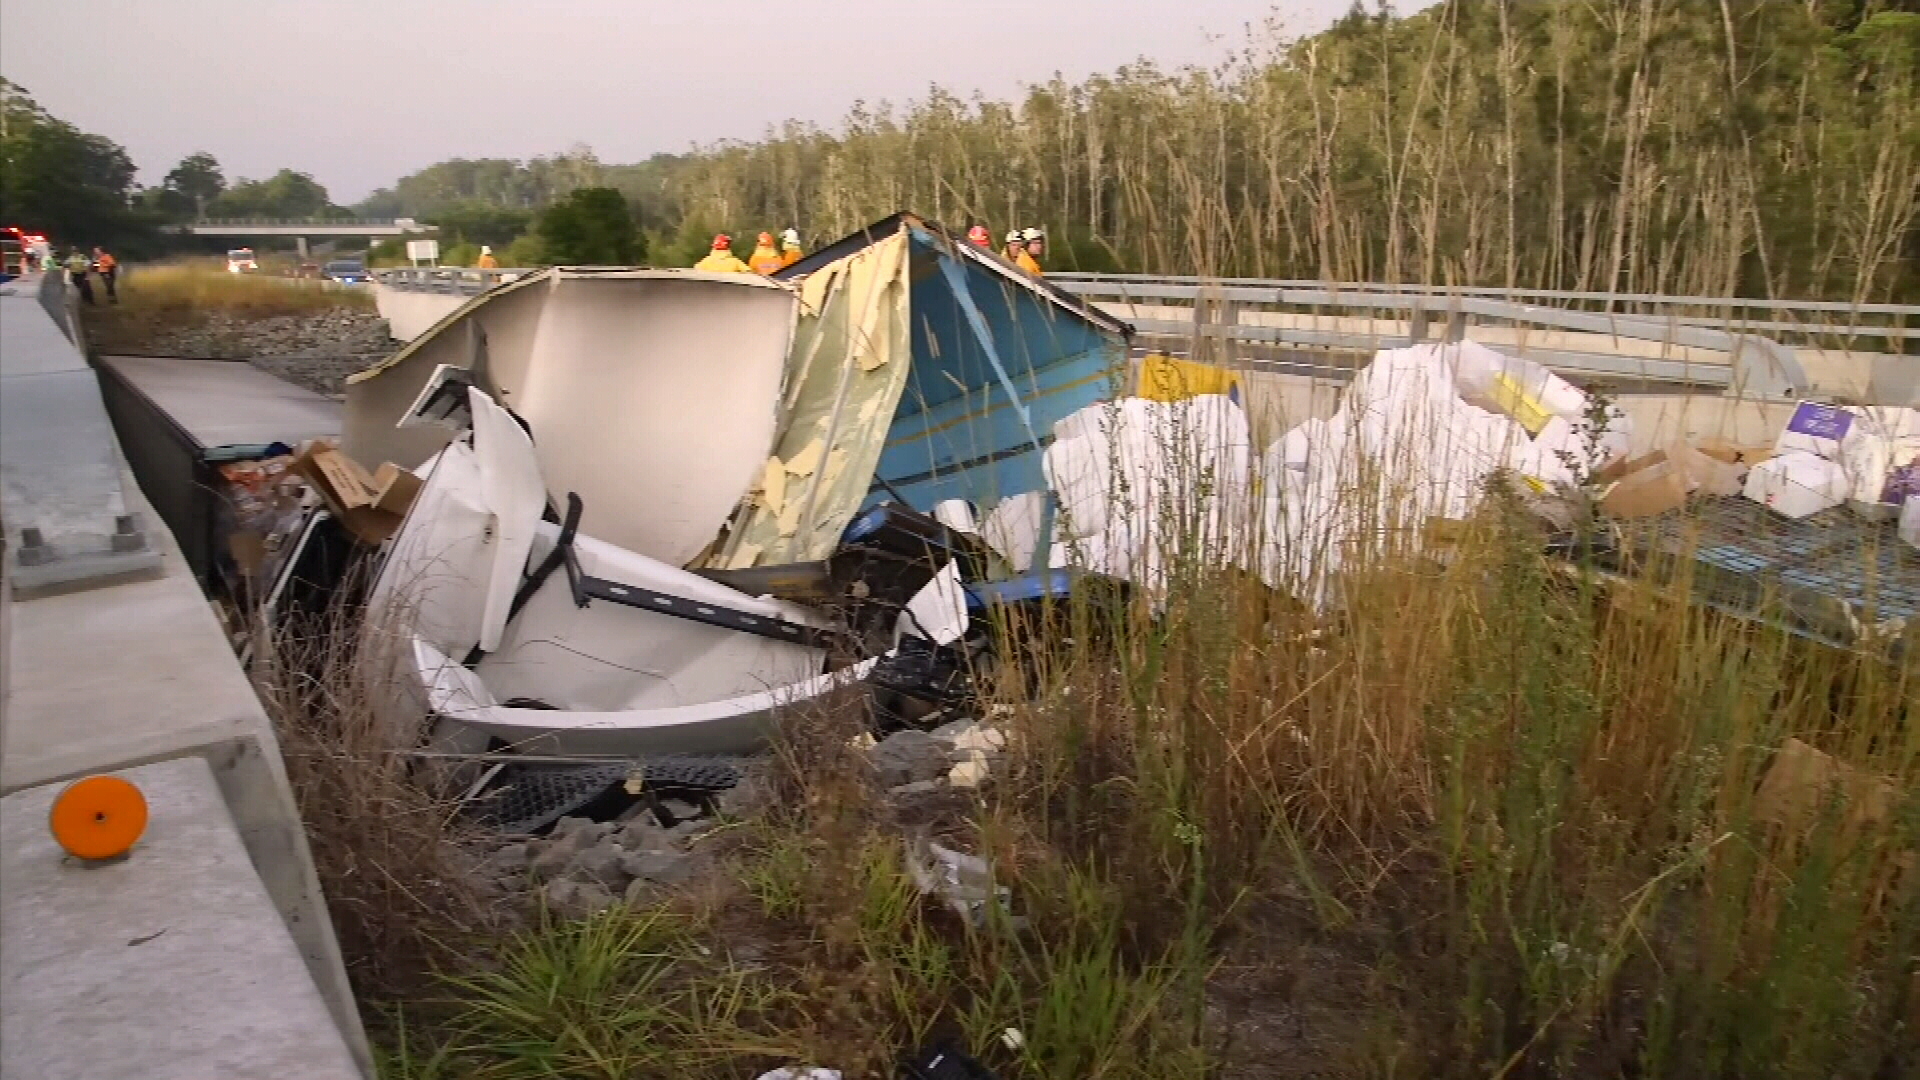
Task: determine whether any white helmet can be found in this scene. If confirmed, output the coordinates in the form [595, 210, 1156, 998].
[780, 228, 800, 247]
[480, 245, 492, 255]
[1005, 229, 1023, 245]
[1022, 227, 1045, 242]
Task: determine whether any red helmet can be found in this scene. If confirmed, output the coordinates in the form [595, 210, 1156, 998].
[712, 234, 732, 251]
[966, 225, 991, 246]
[756, 231, 774, 246]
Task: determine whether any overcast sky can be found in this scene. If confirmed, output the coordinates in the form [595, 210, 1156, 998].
[0, 0, 1392, 202]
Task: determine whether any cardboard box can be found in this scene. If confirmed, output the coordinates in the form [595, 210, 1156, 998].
[370, 462, 422, 516]
[1592, 449, 1666, 489]
[1754, 737, 1896, 833]
[1600, 458, 1692, 519]
[292, 445, 407, 544]
[1693, 439, 1774, 467]
[1775, 402, 1855, 459]
[1596, 443, 1748, 519]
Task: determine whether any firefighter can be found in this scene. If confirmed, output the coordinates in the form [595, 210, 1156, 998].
[476, 245, 498, 269]
[747, 232, 784, 275]
[778, 228, 804, 268]
[1002, 229, 1026, 264]
[65, 249, 94, 304]
[1013, 228, 1043, 276]
[967, 225, 992, 249]
[694, 234, 751, 273]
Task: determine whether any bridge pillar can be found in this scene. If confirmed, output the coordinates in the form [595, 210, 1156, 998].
[294, 236, 308, 259]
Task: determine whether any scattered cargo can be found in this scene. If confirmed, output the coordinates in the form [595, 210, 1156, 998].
[141, 213, 1908, 794]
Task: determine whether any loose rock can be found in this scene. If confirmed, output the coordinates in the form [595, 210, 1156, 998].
[567, 842, 632, 890]
[621, 850, 695, 886]
[617, 816, 670, 851]
[888, 779, 944, 798]
[124, 308, 395, 397]
[871, 729, 952, 787]
[542, 878, 618, 919]
[484, 842, 531, 878]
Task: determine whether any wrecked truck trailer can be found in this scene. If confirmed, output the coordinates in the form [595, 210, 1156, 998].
[375, 383, 882, 756]
[341, 230, 1133, 758]
[343, 267, 796, 566]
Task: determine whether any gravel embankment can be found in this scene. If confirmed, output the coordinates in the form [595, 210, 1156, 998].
[128, 309, 395, 397]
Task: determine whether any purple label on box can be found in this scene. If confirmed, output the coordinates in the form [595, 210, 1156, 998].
[1881, 463, 1920, 505]
[1786, 403, 1853, 441]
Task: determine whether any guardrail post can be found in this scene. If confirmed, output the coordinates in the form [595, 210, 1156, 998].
[1445, 306, 1468, 343]
[1410, 304, 1431, 343]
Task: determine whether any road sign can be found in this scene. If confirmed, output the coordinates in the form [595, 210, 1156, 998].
[406, 239, 440, 266]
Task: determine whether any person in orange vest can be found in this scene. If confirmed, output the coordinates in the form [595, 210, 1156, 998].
[966, 225, 992, 250]
[694, 234, 751, 273]
[777, 228, 804, 268]
[92, 247, 119, 303]
[746, 232, 784, 275]
[476, 245, 499, 269]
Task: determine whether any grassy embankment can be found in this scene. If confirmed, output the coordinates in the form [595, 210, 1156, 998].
[272, 471, 1917, 1079]
[82, 259, 372, 353]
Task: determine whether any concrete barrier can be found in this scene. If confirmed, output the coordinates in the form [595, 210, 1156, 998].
[0, 284, 372, 1076]
[374, 283, 468, 342]
[2, 758, 363, 1080]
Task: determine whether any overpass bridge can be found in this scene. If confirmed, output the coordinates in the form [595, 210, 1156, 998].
[171, 218, 438, 257]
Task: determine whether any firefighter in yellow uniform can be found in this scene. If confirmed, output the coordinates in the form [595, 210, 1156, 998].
[1019, 227, 1046, 276]
[694, 234, 752, 273]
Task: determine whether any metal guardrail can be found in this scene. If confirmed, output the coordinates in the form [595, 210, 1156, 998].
[1057, 279, 1815, 399]
[190, 217, 415, 227]
[1052, 273, 1920, 343]
[373, 266, 524, 292]
[375, 267, 1919, 399]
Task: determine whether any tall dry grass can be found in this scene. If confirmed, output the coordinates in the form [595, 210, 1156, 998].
[253, 577, 502, 1003]
[89, 259, 372, 336]
[978, 471, 1919, 1076]
[379, 472, 1917, 1077]
[647, 1, 1918, 304]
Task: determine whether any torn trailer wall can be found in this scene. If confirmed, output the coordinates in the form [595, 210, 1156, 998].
[371, 386, 877, 757]
[719, 214, 1133, 572]
[343, 268, 797, 566]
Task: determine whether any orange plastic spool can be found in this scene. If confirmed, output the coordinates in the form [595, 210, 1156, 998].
[49, 775, 149, 860]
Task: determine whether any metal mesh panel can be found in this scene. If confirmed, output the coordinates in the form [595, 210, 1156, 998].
[1608, 495, 1920, 647]
[464, 758, 742, 835]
